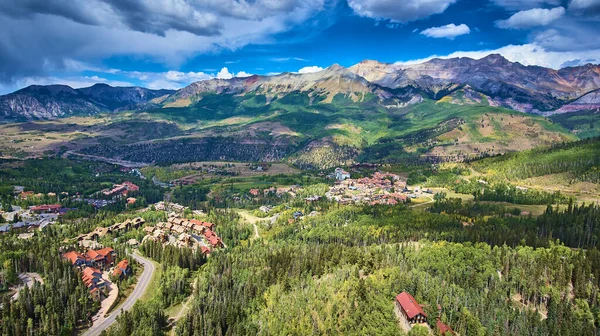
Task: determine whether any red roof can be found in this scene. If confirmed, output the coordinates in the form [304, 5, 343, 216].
[63, 251, 85, 264]
[437, 319, 455, 335]
[208, 235, 222, 247]
[95, 247, 115, 256]
[86, 247, 114, 260]
[112, 259, 129, 277]
[204, 229, 215, 238]
[395, 292, 427, 319]
[116, 259, 129, 269]
[31, 204, 62, 211]
[82, 267, 102, 286]
[122, 181, 139, 191]
[82, 267, 102, 278]
[201, 246, 211, 255]
[190, 220, 214, 229]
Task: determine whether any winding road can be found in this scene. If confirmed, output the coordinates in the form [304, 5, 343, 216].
[83, 252, 155, 336]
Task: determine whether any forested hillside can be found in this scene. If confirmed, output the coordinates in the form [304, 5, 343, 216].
[471, 137, 600, 183]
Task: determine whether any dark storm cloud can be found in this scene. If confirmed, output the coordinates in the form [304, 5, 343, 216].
[0, 0, 329, 87]
[99, 0, 223, 37]
[0, 0, 104, 25]
[0, 0, 224, 37]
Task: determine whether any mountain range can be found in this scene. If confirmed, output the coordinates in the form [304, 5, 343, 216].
[0, 83, 173, 120]
[1, 54, 599, 121]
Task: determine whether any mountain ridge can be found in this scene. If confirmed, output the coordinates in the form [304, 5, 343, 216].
[0, 84, 174, 120]
[1, 54, 599, 121]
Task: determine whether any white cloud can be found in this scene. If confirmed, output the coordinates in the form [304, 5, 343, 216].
[347, 0, 457, 23]
[420, 23, 470, 39]
[216, 67, 233, 79]
[496, 7, 565, 29]
[100, 66, 254, 90]
[491, 0, 561, 10]
[236, 71, 253, 78]
[394, 43, 600, 69]
[297, 66, 324, 73]
[215, 67, 254, 80]
[165, 70, 212, 82]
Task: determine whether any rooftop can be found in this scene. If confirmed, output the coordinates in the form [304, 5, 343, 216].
[396, 292, 427, 319]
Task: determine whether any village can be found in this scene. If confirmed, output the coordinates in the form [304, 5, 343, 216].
[0, 181, 142, 236]
[142, 212, 223, 254]
[56, 198, 225, 311]
[325, 168, 431, 206]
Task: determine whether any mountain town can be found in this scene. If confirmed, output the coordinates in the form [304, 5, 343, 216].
[1, 1, 600, 335]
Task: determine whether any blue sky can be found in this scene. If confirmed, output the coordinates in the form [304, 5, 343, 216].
[0, 0, 599, 93]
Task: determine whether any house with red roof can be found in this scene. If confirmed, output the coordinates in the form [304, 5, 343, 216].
[63, 247, 116, 270]
[200, 246, 211, 255]
[30, 204, 62, 213]
[85, 247, 116, 270]
[201, 221, 214, 229]
[436, 319, 455, 335]
[81, 267, 107, 300]
[395, 292, 428, 324]
[204, 229, 224, 248]
[122, 181, 139, 192]
[190, 219, 215, 230]
[63, 251, 90, 268]
[112, 259, 131, 280]
[207, 235, 223, 248]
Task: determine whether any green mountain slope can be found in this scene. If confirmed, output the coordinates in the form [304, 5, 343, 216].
[81, 90, 575, 168]
[550, 110, 600, 139]
[471, 137, 600, 184]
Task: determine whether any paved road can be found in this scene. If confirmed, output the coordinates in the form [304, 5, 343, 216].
[64, 150, 148, 168]
[83, 252, 155, 336]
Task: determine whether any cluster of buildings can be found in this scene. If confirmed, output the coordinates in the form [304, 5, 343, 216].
[326, 171, 409, 205]
[331, 167, 351, 181]
[102, 181, 139, 197]
[83, 199, 116, 208]
[142, 213, 222, 253]
[247, 186, 301, 199]
[63, 247, 130, 300]
[394, 292, 455, 335]
[0, 204, 61, 235]
[75, 217, 145, 248]
[154, 201, 187, 213]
